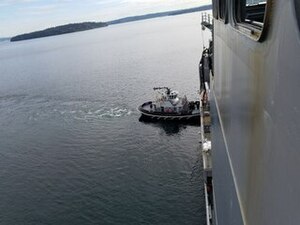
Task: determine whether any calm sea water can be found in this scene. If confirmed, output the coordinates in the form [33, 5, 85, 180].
[0, 13, 209, 225]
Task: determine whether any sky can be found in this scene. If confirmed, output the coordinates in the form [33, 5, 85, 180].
[0, 0, 211, 37]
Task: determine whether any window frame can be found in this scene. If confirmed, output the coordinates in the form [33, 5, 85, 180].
[212, 0, 219, 19]
[233, 0, 272, 42]
[218, 0, 228, 23]
[295, 0, 300, 32]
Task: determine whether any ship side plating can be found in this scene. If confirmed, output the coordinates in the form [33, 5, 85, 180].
[207, 0, 300, 225]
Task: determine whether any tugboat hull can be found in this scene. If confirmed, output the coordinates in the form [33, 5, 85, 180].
[138, 101, 200, 121]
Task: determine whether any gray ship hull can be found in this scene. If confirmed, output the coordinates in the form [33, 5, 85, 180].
[207, 0, 300, 224]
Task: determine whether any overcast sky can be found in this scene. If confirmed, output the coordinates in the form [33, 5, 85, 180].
[0, 0, 211, 37]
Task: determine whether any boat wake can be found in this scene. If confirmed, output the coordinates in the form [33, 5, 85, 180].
[73, 107, 132, 121]
[0, 94, 134, 122]
[27, 98, 133, 122]
[27, 106, 133, 122]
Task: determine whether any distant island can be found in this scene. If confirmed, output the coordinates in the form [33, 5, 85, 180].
[10, 5, 211, 42]
[10, 22, 108, 42]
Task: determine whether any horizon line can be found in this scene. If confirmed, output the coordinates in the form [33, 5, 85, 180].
[4, 4, 212, 39]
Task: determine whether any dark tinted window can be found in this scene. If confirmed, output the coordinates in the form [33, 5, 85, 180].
[235, 0, 267, 27]
[295, 0, 300, 30]
[212, 0, 218, 19]
[219, 0, 227, 20]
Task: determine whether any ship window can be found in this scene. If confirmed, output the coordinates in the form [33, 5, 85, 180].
[295, 0, 300, 31]
[234, 0, 270, 41]
[212, 0, 218, 19]
[219, 0, 227, 21]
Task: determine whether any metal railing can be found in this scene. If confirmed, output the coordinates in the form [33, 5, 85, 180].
[202, 13, 213, 25]
[201, 12, 213, 31]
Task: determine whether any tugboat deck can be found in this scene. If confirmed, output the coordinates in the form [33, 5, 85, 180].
[138, 87, 200, 121]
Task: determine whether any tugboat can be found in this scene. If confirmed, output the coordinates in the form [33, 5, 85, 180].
[138, 87, 200, 121]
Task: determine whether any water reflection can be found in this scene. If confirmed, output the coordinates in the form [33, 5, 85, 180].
[139, 115, 200, 135]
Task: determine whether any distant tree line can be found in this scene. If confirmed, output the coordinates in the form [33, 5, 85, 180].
[10, 22, 108, 42]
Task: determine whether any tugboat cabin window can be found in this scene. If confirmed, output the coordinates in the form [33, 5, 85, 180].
[234, 0, 269, 40]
